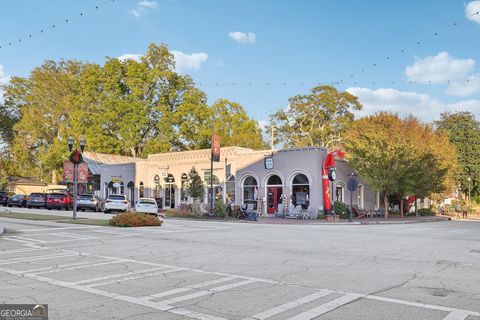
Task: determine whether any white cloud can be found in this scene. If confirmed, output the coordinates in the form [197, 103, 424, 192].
[0, 64, 10, 103]
[138, 0, 158, 9]
[228, 31, 256, 44]
[405, 52, 475, 84]
[117, 53, 142, 62]
[466, 1, 480, 25]
[346, 87, 443, 120]
[132, 0, 158, 17]
[446, 99, 480, 113]
[446, 74, 480, 96]
[171, 50, 208, 72]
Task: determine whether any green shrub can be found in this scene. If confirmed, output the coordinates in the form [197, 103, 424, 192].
[417, 208, 435, 216]
[471, 196, 480, 204]
[333, 201, 349, 219]
[109, 212, 162, 227]
[214, 199, 226, 218]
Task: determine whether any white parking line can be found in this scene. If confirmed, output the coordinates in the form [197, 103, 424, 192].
[286, 294, 363, 320]
[32, 260, 124, 275]
[246, 290, 333, 320]
[88, 268, 186, 288]
[4, 236, 47, 243]
[0, 252, 77, 265]
[71, 266, 175, 285]
[0, 247, 47, 255]
[146, 276, 239, 300]
[16, 226, 100, 232]
[443, 310, 474, 320]
[158, 279, 258, 307]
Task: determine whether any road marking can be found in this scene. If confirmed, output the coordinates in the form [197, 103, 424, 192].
[0, 252, 77, 265]
[4, 235, 47, 243]
[168, 307, 228, 320]
[70, 266, 175, 285]
[449, 229, 471, 234]
[286, 294, 363, 320]
[246, 290, 333, 320]
[443, 310, 474, 320]
[50, 232, 97, 240]
[0, 247, 47, 255]
[89, 268, 186, 288]
[32, 260, 124, 275]
[16, 226, 100, 232]
[146, 276, 239, 300]
[158, 279, 257, 306]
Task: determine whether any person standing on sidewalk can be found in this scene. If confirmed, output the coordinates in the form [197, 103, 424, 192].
[455, 203, 462, 219]
[462, 203, 468, 219]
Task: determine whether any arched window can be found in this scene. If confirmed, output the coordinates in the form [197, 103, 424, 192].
[267, 175, 282, 185]
[153, 175, 161, 198]
[181, 173, 188, 201]
[139, 182, 144, 198]
[292, 174, 310, 207]
[127, 181, 134, 203]
[226, 175, 236, 202]
[335, 182, 345, 203]
[357, 184, 364, 209]
[243, 176, 258, 209]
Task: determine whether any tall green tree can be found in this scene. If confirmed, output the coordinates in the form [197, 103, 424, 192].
[269, 85, 362, 148]
[210, 99, 264, 149]
[435, 111, 480, 197]
[343, 113, 456, 217]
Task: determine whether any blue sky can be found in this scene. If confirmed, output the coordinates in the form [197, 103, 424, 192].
[1, 0, 480, 126]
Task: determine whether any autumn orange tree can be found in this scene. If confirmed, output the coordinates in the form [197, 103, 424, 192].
[343, 112, 456, 218]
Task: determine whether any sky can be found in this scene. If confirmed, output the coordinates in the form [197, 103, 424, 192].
[1, 0, 480, 128]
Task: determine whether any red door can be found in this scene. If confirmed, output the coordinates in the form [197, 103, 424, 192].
[267, 187, 278, 214]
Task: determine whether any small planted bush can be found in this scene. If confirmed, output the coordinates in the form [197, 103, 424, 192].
[109, 212, 162, 227]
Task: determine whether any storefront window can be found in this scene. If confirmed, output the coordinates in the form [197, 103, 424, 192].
[292, 174, 309, 207]
[243, 176, 258, 209]
[181, 173, 188, 201]
[335, 183, 344, 203]
[139, 182, 144, 198]
[226, 175, 235, 202]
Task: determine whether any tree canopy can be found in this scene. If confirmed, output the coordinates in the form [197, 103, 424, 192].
[435, 111, 480, 197]
[343, 112, 456, 217]
[2, 43, 265, 181]
[269, 85, 362, 148]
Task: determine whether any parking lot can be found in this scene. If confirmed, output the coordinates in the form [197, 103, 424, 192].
[1, 215, 480, 319]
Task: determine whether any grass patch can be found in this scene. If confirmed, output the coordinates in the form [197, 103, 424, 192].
[0, 212, 74, 221]
[56, 219, 111, 226]
[0, 211, 111, 227]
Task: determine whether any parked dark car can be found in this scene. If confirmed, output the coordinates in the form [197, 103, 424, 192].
[76, 194, 101, 212]
[26, 193, 48, 209]
[46, 193, 72, 210]
[7, 194, 27, 208]
[0, 191, 9, 206]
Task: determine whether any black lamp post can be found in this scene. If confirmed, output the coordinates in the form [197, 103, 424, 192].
[67, 136, 86, 221]
[347, 172, 358, 222]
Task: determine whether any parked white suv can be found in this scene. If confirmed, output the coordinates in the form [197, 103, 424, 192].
[104, 195, 129, 213]
[135, 198, 159, 216]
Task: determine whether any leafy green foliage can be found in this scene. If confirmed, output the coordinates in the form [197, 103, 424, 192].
[435, 111, 480, 197]
[343, 112, 456, 217]
[333, 201, 348, 219]
[214, 199, 226, 218]
[269, 85, 362, 148]
[3, 43, 265, 181]
[186, 167, 205, 200]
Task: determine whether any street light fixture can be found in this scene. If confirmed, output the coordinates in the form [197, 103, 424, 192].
[67, 137, 86, 221]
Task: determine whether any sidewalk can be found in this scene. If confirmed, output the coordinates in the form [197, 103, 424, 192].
[253, 215, 451, 225]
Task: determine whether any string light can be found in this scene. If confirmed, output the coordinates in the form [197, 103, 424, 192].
[0, 0, 116, 51]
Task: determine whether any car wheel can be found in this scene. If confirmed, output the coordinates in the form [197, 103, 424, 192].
[104, 210, 109, 214]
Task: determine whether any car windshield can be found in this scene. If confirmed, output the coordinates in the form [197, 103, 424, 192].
[109, 195, 126, 200]
[0, 192, 7, 196]
[78, 195, 93, 200]
[13, 195, 25, 199]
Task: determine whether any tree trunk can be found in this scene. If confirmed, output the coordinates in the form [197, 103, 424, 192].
[383, 193, 389, 219]
[399, 193, 404, 218]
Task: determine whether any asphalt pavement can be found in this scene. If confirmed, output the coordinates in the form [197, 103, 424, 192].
[0, 215, 479, 320]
